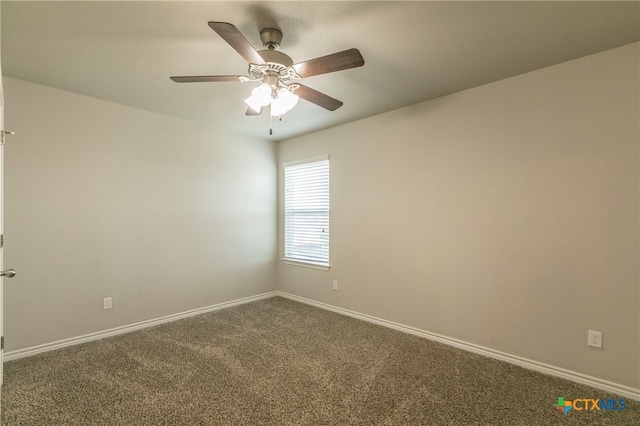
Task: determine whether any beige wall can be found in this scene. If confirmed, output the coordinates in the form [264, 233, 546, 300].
[277, 43, 639, 388]
[3, 77, 277, 350]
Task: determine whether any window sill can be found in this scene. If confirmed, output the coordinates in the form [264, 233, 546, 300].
[281, 258, 331, 271]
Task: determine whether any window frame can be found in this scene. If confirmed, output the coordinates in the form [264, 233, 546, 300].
[282, 155, 330, 271]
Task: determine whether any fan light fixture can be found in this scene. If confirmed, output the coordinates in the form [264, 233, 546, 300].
[244, 84, 299, 116]
[170, 22, 365, 135]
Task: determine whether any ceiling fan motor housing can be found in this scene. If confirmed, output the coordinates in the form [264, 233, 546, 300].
[250, 50, 297, 82]
[258, 50, 293, 67]
[250, 29, 296, 82]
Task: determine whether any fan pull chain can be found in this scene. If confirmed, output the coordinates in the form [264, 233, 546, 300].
[269, 113, 273, 135]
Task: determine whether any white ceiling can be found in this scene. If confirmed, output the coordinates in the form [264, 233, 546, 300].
[2, 1, 639, 141]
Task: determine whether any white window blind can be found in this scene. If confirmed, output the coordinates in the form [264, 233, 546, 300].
[284, 156, 330, 267]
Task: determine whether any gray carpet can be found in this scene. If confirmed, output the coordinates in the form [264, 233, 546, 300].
[1, 297, 638, 425]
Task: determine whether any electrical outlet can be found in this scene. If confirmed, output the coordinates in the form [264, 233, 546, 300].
[332, 280, 338, 291]
[587, 330, 602, 348]
[103, 297, 113, 310]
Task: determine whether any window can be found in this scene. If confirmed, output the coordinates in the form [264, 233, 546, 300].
[283, 155, 330, 269]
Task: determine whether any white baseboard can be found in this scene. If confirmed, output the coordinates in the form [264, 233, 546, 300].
[277, 291, 640, 402]
[3, 291, 278, 362]
[5, 289, 638, 402]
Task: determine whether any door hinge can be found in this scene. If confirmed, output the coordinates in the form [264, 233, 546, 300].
[1, 336, 4, 350]
[1, 130, 15, 145]
[1, 234, 4, 248]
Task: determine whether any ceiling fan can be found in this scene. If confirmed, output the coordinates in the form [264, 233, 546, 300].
[171, 22, 365, 132]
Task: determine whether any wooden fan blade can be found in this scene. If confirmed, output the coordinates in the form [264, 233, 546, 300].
[295, 84, 343, 111]
[208, 22, 266, 65]
[292, 48, 364, 78]
[170, 75, 244, 83]
[246, 106, 263, 116]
